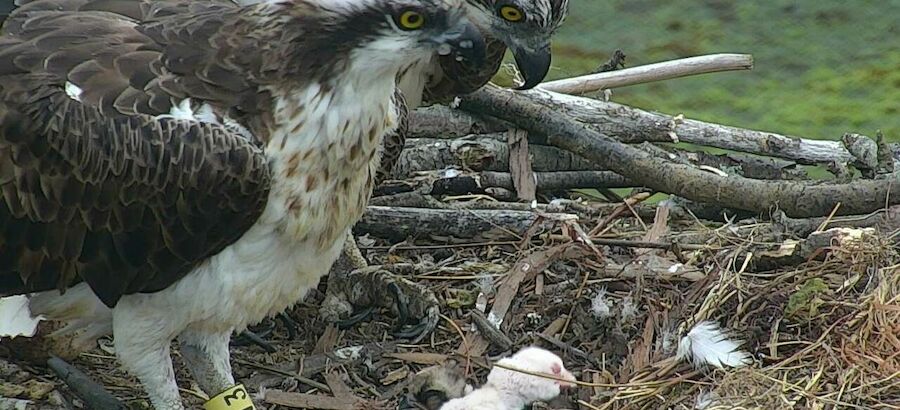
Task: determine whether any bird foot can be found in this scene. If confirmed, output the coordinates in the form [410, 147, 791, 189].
[324, 266, 439, 343]
[230, 313, 298, 352]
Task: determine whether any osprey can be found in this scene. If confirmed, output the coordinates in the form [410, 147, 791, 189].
[380, 0, 570, 181]
[325, 0, 569, 339]
[0, 1, 485, 409]
[440, 347, 576, 410]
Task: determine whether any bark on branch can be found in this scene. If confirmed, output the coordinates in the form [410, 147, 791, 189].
[459, 85, 900, 218]
[411, 100, 897, 169]
[392, 135, 599, 179]
[354, 206, 570, 241]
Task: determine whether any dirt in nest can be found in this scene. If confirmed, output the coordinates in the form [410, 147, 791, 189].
[1, 204, 898, 410]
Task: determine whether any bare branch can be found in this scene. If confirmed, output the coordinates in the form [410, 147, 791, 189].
[459, 85, 900, 218]
[539, 53, 754, 95]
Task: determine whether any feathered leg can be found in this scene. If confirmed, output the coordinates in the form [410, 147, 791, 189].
[112, 307, 183, 410]
[179, 328, 235, 397]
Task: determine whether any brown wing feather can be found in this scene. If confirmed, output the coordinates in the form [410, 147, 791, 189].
[0, 76, 270, 307]
[0, 0, 272, 138]
[422, 37, 507, 105]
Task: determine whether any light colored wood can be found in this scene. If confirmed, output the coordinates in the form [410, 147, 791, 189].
[263, 390, 363, 409]
[539, 53, 754, 95]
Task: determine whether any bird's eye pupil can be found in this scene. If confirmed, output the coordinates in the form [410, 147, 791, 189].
[398, 10, 425, 30]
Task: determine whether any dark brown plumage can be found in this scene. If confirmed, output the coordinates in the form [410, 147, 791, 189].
[375, 0, 569, 183]
[0, 0, 478, 307]
[1, 1, 487, 408]
[0, 76, 270, 307]
[0, 0, 283, 307]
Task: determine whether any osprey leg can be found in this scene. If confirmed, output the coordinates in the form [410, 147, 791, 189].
[179, 328, 236, 397]
[112, 308, 183, 410]
[324, 235, 440, 343]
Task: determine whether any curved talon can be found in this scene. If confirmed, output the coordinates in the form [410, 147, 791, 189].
[337, 306, 376, 330]
[394, 322, 428, 340]
[389, 282, 412, 325]
[277, 313, 299, 340]
[231, 330, 277, 353]
[393, 306, 440, 343]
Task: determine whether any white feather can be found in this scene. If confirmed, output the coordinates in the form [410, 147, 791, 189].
[620, 295, 639, 322]
[155, 98, 196, 121]
[0, 295, 42, 338]
[677, 321, 752, 369]
[590, 288, 611, 319]
[694, 390, 720, 409]
[64, 82, 83, 102]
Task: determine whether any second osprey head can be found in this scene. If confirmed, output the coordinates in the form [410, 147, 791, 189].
[467, 0, 569, 89]
[289, 0, 487, 73]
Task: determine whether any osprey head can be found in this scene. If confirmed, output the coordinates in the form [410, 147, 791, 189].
[487, 346, 576, 404]
[317, 0, 487, 72]
[468, 0, 569, 89]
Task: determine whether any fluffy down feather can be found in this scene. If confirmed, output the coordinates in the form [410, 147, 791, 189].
[440, 346, 575, 410]
[677, 321, 752, 369]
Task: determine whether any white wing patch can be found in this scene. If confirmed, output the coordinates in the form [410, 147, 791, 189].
[0, 295, 42, 338]
[64, 82, 83, 102]
[156, 99, 197, 121]
[155, 100, 222, 124]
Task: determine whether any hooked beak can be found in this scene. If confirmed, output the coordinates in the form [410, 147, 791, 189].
[511, 42, 552, 89]
[433, 20, 487, 67]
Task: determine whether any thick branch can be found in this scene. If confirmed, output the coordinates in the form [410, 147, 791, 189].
[539, 91, 897, 168]
[460, 85, 900, 217]
[407, 105, 506, 138]
[414, 98, 898, 168]
[393, 135, 599, 179]
[539, 53, 754, 95]
[354, 206, 568, 241]
[393, 135, 806, 185]
[47, 356, 126, 410]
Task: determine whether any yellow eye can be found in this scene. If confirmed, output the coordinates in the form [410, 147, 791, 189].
[398, 10, 425, 30]
[499, 5, 524, 22]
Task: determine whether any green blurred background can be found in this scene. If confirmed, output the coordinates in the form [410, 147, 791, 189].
[515, 0, 899, 141]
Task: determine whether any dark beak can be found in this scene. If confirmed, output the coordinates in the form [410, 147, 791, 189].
[511, 43, 552, 89]
[439, 21, 487, 67]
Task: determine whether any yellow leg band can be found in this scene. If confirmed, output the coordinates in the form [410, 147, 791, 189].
[203, 384, 255, 410]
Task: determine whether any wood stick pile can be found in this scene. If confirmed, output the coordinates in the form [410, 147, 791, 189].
[2, 54, 897, 410]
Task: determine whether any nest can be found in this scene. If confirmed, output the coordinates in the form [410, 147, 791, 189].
[2, 198, 899, 410]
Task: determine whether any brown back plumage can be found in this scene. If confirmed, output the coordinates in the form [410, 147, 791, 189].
[0, 1, 274, 307]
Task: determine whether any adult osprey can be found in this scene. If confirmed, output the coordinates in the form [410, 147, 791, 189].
[0, 1, 485, 409]
[327, 0, 569, 339]
[381, 0, 570, 181]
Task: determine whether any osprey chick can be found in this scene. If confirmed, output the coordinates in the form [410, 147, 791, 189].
[0, 0, 485, 408]
[440, 346, 576, 410]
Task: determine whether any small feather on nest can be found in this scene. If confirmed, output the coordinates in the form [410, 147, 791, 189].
[676, 321, 752, 369]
